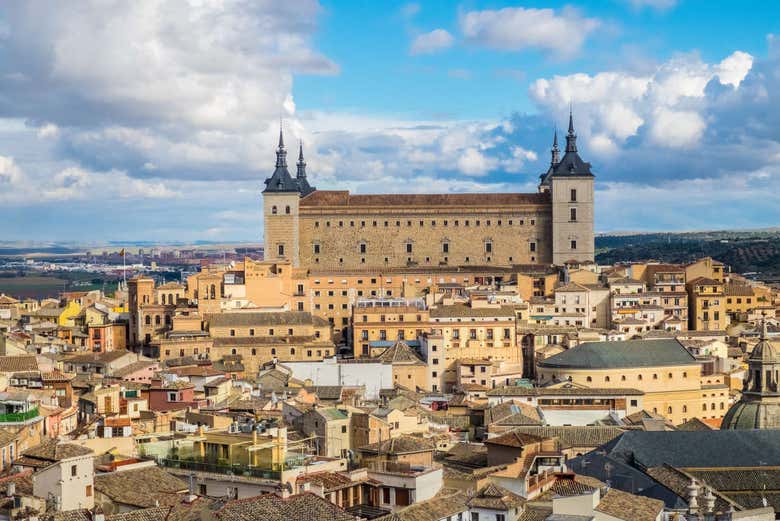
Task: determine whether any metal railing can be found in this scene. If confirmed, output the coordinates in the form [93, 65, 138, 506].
[155, 457, 282, 480]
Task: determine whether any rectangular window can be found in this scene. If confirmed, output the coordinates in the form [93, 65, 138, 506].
[313, 244, 320, 254]
[277, 244, 284, 256]
[360, 243, 366, 254]
[442, 243, 449, 253]
[570, 208, 577, 221]
[71, 464, 77, 477]
[530, 242, 536, 252]
[383, 487, 391, 504]
[406, 243, 413, 254]
[571, 240, 577, 250]
[485, 242, 492, 253]
[571, 188, 577, 201]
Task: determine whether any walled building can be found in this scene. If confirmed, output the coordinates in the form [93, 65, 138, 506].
[263, 114, 594, 270]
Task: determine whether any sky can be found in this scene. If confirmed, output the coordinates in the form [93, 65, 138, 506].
[0, 0, 779, 243]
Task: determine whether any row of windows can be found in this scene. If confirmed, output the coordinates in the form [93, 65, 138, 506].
[314, 218, 537, 228]
[314, 254, 529, 264]
[314, 240, 498, 255]
[584, 371, 689, 383]
[163, 347, 331, 357]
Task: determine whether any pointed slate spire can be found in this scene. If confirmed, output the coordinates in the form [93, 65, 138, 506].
[276, 121, 287, 168]
[296, 140, 307, 179]
[565, 105, 577, 153]
[551, 126, 560, 165]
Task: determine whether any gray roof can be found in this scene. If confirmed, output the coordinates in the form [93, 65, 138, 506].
[486, 385, 643, 397]
[601, 430, 780, 468]
[538, 339, 696, 369]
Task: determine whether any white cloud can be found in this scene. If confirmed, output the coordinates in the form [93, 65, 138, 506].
[459, 7, 600, 58]
[0, 156, 24, 186]
[715, 51, 754, 87]
[36, 123, 59, 139]
[529, 51, 754, 152]
[457, 147, 495, 175]
[649, 108, 705, 148]
[410, 29, 454, 55]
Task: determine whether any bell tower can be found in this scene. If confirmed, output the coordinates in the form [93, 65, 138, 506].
[262, 126, 314, 267]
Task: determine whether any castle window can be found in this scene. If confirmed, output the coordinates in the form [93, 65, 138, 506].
[361, 221, 365, 227]
[285, 205, 290, 214]
[361, 258, 365, 263]
[442, 243, 449, 253]
[530, 242, 536, 252]
[571, 189, 577, 202]
[531, 219, 535, 225]
[508, 257, 513, 262]
[278, 244, 285, 256]
[476, 220, 480, 226]
[339, 258, 344, 264]
[406, 242, 413, 254]
[326, 221, 330, 227]
[384, 257, 389, 263]
[396, 221, 400, 226]
[570, 240, 577, 250]
[315, 221, 319, 227]
[444, 220, 448, 226]
[315, 258, 319, 263]
[425, 257, 430, 263]
[465, 257, 470, 263]
[419, 220, 424, 226]
[338, 221, 343, 227]
[444, 256, 448, 263]
[465, 220, 469, 226]
[249, 328, 255, 336]
[485, 242, 492, 254]
[350, 221, 354, 227]
[570, 208, 577, 221]
[271, 206, 278, 214]
[373, 221, 377, 226]
[384, 221, 388, 227]
[431, 220, 436, 226]
[251, 348, 256, 356]
[454, 220, 459, 226]
[313, 244, 320, 254]
[359, 243, 367, 254]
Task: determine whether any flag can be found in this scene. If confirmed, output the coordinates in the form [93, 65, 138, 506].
[119, 248, 125, 257]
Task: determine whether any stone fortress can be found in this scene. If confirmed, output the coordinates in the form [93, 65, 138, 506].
[263, 112, 594, 269]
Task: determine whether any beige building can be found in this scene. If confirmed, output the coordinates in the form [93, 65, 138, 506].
[536, 338, 729, 425]
[263, 117, 594, 270]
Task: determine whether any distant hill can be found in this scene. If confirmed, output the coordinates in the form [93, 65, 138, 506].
[595, 230, 780, 281]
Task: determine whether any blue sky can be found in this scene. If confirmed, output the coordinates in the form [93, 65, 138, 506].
[0, 1, 779, 242]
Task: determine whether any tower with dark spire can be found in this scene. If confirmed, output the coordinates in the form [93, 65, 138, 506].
[537, 108, 595, 265]
[262, 122, 315, 267]
[295, 141, 314, 196]
[565, 108, 577, 153]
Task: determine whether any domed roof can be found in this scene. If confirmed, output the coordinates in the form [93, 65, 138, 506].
[749, 321, 779, 363]
[722, 400, 780, 430]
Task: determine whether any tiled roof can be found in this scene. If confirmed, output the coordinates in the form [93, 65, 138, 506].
[538, 339, 696, 369]
[300, 190, 548, 208]
[307, 385, 344, 400]
[376, 341, 425, 365]
[511, 426, 625, 449]
[675, 417, 714, 431]
[359, 434, 436, 454]
[23, 440, 93, 462]
[215, 491, 356, 521]
[484, 401, 542, 425]
[0, 355, 38, 373]
[111, 360, 158, 378]
[467, 483, 525, 510]
[95, 466, 188, 508]
[595, 488, 664, 521]
[376, 489, 469, 521]
[66, 351, 132, 364]
[483, 430, 543, 448]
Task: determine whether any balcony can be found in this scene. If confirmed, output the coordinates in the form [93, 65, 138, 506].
[367, 460, 441, 477]
[154, 456, 282, 480]
[0, 407, 39, 423]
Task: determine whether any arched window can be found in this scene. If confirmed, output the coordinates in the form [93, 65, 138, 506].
[667, 406, 672, 414]
[271, 206, 278, 214]
[165, 315, 171, 325]
[144, 315, 151, 325]
[285, 205, 291, 214]
[683, 405, 687, 413]
[638, 374, 643, 381]
[653, 374, 658, 380]
[251, 348, 257, 356]
[621, 375, 626, 381]
[702, 404, 707, 411]
[154, 315, 161, 326]
[231, 349, 237, 355]
[605, 376, 610, 382]
[210, 284, 216, 299]
[271, 348, 276, 355]
[586, 376, 592, 382]
[291, 348, 296, 355]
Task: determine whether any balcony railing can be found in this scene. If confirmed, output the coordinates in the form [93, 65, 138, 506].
[154, 457, 282, 480]
[0, 407, 39, 423]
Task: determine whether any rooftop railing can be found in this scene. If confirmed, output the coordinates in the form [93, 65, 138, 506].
[0, 407, 39, 423]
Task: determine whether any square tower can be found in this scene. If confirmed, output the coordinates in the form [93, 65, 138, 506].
[539, 114, 595, 265]
[262, 130, 314, 268]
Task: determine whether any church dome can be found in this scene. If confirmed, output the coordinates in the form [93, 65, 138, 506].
[722, 400, 780, 430]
